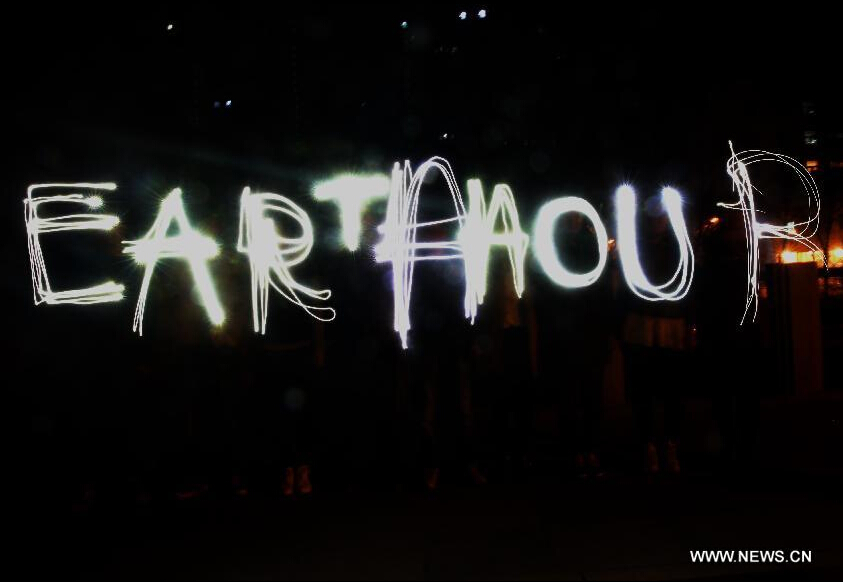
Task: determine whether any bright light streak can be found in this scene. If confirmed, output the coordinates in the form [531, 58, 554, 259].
[238, 188, 335, 333]
[376, 157, 467, 348]
[616, 185, 695, 301]
[533, 197, 608, 288]
[376, 157, 527, 348]
[720, 142, 825, 322]
[461, 179, 529, 317]
[123, 188, 225, 335]
[25, 183, 125, 305]
[313, 174, 390, 251]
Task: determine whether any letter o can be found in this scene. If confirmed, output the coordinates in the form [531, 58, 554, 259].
[534, 197, 608, 288]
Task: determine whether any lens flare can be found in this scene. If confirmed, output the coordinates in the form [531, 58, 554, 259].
[616, 185, 695, 301]
[238, 188, 335, 333]
[25, 183, 125, 305]
[123, 188, 225, 335]
[720, 142, 825, 322]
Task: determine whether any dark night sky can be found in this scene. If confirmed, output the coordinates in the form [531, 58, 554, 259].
[4, 3, 842, 343]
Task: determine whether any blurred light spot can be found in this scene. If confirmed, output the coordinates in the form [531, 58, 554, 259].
[478, 9, 487, 18]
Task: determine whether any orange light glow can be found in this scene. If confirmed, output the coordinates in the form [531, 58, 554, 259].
[709, 216, 720, 225]
[780, 250, 824, 266]
[805, 160, 819, 173]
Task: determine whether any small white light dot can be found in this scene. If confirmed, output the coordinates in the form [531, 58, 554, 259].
[459, 11, 467, 20]
[401, 21, 408, 29]
[225, 100, 232, 107]
[167, 23, 174, 31]
[478, 9, 487, 18]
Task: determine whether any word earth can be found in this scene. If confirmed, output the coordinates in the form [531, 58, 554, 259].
[25, 149, 823, 348]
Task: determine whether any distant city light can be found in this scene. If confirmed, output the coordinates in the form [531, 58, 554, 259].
[781, 251, 798, 264]
[780, 250, 824, 266]
[478, 9, 487, 18]
[401, 21, 408, 29]
[709, 216, 721, 225]
[441, 133, 448, 139]
[166, 23, 174, 31]
[459, 11, 467, 20]
[225, 100, 232, 107]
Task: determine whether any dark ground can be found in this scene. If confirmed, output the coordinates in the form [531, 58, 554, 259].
[35, 473, 843, 581]
[21, 393, 843, 581]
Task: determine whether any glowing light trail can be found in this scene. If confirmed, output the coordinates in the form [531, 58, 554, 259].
[533, 197, 608, 288]
[312, 174, 390, 251]
[720, 142, 825, 322]
[25, 183, 125, 305]
[376, 157, 528, 348]
[616, 185, 695, 301]
[238, 188, 335, 333]
[376, 158, 467, 348]
[123, 188, 225, 335]
[461, 179, 529, 318]
[25, 146, 821, 339]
